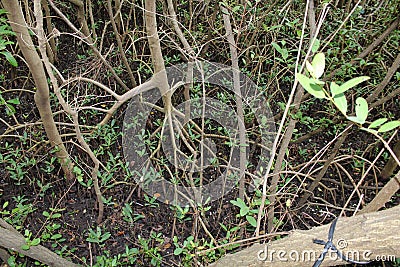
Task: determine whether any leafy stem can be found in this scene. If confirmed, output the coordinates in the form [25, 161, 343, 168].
[296, 52, 400, 135]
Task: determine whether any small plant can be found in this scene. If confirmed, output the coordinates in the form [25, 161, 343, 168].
[90, 246, 140, 266]
[230, 197, 258, 227]
[1, 196, 36, 229]
[219, 223, 240, 249]
[22, 229, 41, 250]
[122, 202, 145, 224]
[230, 190, 271, 228]
[173, 235, 196, 262]
[171, 205, 191, 223]
[86, 226, 111, 247]
[138, 233, 163, 266]
[173, 236, 217, 265]
[144, 194, 159, 208]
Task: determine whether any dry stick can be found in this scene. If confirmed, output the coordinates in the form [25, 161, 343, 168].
[72, 112, 104, 223]
[113, 0, 123, 31]
[244, 1, 279, 60]
[264, 0, 319, 229]
[48, 0, 130, 92]
[106, 0, 137, 87]
[87, 0, 97, 40]
[2, 0, 75, 181]
[369, 52, 400, 108]
[358, 171, 400, 214]
[66, 0, 92, 39]
[52, 73, 155, 127]
[34, 0, 105, 223]
[323, 14, 400, 80]
[357, 132, 400, 214]
[165, 0, 195, 124]
[267, 117, 298, 233]
[254, 0, 312, 237]
[41, 0, 57, 63]
[336, 131, 398, 217]
[371, 85, 400, 110]
[221, 6, 247, 199]
[266, 0, 326, 233]
[165, 0, 208, 214]
[296, 129, 350, 207]
[144, 0, 181, 206]
[0, 247, 10, 264]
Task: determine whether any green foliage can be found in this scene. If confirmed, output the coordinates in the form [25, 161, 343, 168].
[297, 52, 400, 133]
[0, 196, 36, 229]
[0, 9, 17, 67]
[0, 94, 20, 116]
[171, 205, 191, 223]
[82, 246, 140, 266]
[22, 229, 41, 250]
[137, 233, 163, 266]
[173, 236, 217, 265]
[86, 226, 111, 246]
[230, 196, 270, 228]
[122, 202, 145, 223]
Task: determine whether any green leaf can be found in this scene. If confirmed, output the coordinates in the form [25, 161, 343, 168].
[311, 77, 325, 85]
[334, 76, 370, 96]
[7, 98, 20, 105]
[246, 215, 257, 227]
[232, 5, 241, 12]
[0, 51, 18, 67]
[281, 48, 288, 60]
[51, 234, 62, 240]
[347, 116, 365, 125]
[355, 97, 368, 124]
[333, 93, 347, 115]
[240, 206, 249, 217]
[21, 244, 30, 250]
[305, 60, 314, 76]
[330, 81, 340, 96]
[52, 213, 61, 218]
[378, 121, 400, 133]
[5, 103, 15, 115]
[30, 238, 40, 246]
[271, 42, 282, 54]
[296, 73, 326, 99]
[174, 247, 183, 255]
[311, 53, 325, 79]
[311, 39, 320, 53]
[101, 232, 111, 242]
[230, 198, 246, 209]
[368, 118, 388, 129]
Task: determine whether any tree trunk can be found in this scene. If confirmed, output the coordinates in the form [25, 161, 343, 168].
[2, 0, 74, 181]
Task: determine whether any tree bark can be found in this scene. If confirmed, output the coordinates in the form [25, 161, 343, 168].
[2, 0, 74, 180]
[210, 205, 400, 266]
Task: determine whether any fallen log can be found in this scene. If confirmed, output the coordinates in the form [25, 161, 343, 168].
[210, 205, 400, 266]
[0, 219, 79, 267]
